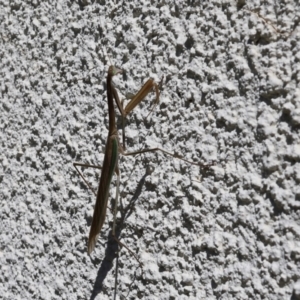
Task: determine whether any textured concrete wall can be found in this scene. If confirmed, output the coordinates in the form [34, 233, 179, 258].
[1, 0, 300, 299]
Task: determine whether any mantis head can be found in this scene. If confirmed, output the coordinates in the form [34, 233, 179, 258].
[108, 66, 122, 76]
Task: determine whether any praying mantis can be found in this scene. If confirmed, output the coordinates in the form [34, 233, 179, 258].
[73, 65, 211, 262]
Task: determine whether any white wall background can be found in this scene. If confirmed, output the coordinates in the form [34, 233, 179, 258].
[1, 0, 300, 299]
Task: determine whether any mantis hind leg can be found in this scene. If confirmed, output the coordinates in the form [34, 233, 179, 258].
[111, 166, 144, 271]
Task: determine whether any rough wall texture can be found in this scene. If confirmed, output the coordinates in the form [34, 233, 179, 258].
[1, 0, 300, 299]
